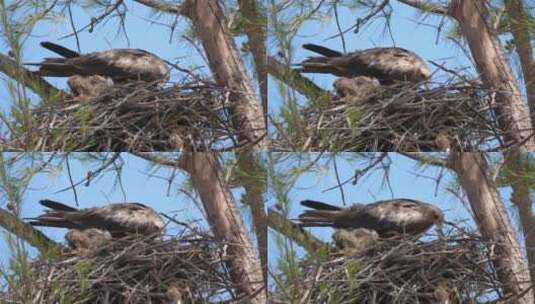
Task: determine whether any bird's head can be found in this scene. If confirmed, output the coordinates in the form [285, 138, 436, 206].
[418, 64, 432, 82]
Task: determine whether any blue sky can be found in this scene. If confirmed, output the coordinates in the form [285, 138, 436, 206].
[268, 1, 476, 116]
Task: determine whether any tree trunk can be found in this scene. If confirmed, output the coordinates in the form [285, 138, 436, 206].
[238, 0, 267, 129]
[504, 151, 535, 292]
[448, 153, 533, 303]
[179, 152, 265, 303]
[504, 0, 535, 126]
[183, 0, 266, 149]
[449, 0, 534, 150]
[236, 152, 268, 283]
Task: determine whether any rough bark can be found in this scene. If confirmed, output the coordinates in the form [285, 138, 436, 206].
[238, 0, 267, 129]
[183, 0, 266, 149]
[504, 0, 535, 125]
[504, 151, 535, 291]
[236, 152, 268, 283]
[179, 152, 265, 303]
[448, 0, 534, 150]
[448, 153, 533, 303]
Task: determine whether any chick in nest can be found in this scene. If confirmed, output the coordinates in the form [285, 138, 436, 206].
[334, 76, 381, 105]
[333, 228, 379, 256]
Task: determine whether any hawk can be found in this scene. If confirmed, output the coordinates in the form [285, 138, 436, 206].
[297, 43, 431, 84]
[32, 41, 169, 82]
[298, 198, 443, 237]
[27, 199, 165, 238]
[334, 76, 381, 105]
[65, 228, 111, 251]
[333, 228, 379, 255]
[67, 75, 114, 100]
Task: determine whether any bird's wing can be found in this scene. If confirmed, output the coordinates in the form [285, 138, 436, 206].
[40, 41, 80, 58]
[302, 44, 343, 57]
[300, 200, 341, 210]
[65, 49, 168, 81]
[39, 199, 78, 211]
[27, 200, 80, 228]
[68, 203, 162, 234]
[27, 211, 80, 229]
[299, 204, 365, 228]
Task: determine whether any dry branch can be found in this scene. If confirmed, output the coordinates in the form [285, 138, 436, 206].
[271, 225, 517, 304]
[4, 80, 249, 151]
[1, 228, 243, 303]
[273, 79, 509, 152]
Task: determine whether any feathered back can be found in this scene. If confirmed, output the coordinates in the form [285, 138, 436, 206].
[298, 198, 443, 236]
[28, 200, 165, 237]
[297, 43, 431, 84]
[34, 42, 169, 82]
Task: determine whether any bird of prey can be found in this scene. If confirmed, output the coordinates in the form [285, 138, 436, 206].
[333, 228, 379, 255]
[27, 199, 165, 238]
[65, 228, 111, 251]
[67, 75, 114, 100]
[334, 76, 381, 105]
[32, 41, 169, 82]
[297, 43, 431, 84]
[298, 198, 443, 237]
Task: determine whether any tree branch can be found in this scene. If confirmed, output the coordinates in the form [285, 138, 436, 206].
[182, 0, 267, 149]
[399, 152, 449, 168]
[397, 0, 450, 15]
[267, 55, 330, 102]
[267, 208, 327, 253]
[238, 0, 267, 129]
[448, 152, 533, 303]
[0, 208, 60, 253]
[236, 152, 268, 283]
[0, 54, 61, 98]
[504, 0, 535, 126]
[132, 0, 183, 14]
[178, 152, 265, 303]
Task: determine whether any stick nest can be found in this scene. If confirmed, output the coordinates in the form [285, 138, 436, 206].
[273, 78, 507, 151]
[271, 225, 513, 303]
[2, 229, 245, 303]
[7, 80, 246, 151]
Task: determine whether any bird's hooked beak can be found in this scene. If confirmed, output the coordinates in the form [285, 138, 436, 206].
[421, 65, 432, 80]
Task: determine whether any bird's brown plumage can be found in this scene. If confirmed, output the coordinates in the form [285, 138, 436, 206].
[297, 43, 431, 84]
[28, 199, 165, 238]
[34, 41, 169, 82]
[333, 228, 379, 255]
[298, 198, 443, 237]
[67, 75, 114, 100]
[65, 228, 111, 251]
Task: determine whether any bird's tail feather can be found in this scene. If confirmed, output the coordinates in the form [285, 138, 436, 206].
[40, 41, 80, 58]
[303, 43, 342, 57]
[301, 200, 341, 211]
[36, 59, 80, 77]
[26, 209, 78, 228]
[39, 199, 77, 211]
[297, 57, 338, 75]
[298, 209, 339, 227]
[27, 219, 77, 229]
